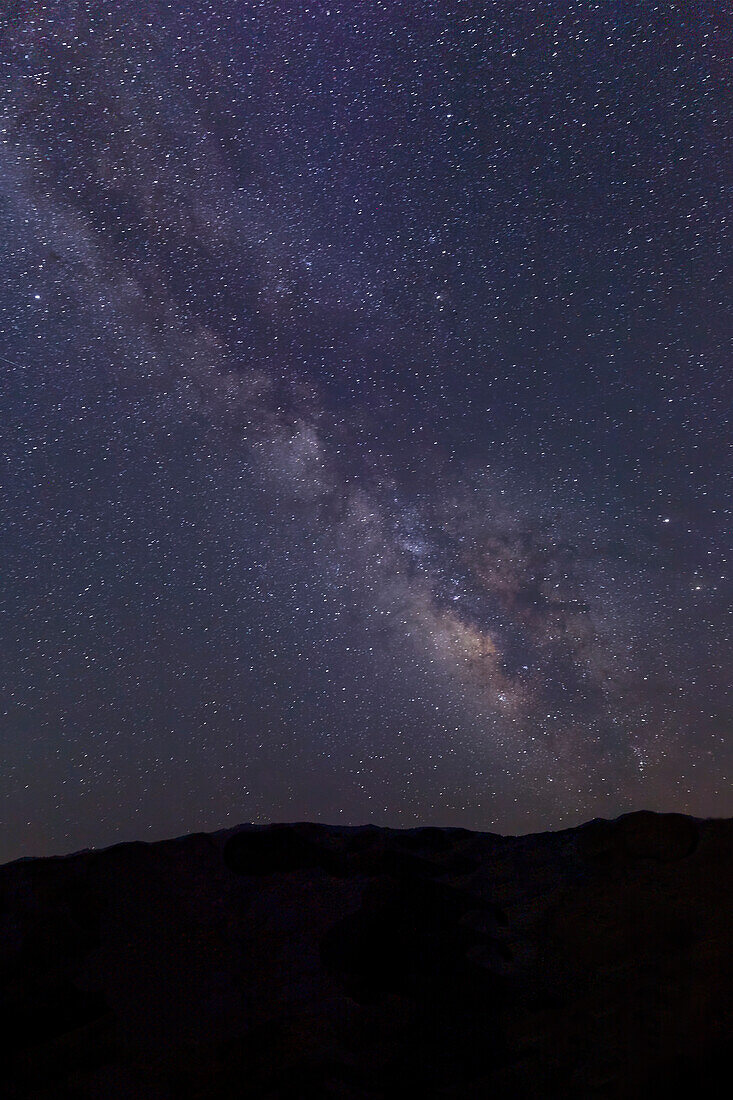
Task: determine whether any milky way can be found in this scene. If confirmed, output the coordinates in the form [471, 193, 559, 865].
[1, 1, 731, 861]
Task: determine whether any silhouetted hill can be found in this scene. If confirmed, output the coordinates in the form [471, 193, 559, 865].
[2, 812, 731, 1098]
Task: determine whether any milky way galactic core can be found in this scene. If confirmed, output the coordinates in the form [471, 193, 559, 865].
[0, 2, 730, 861]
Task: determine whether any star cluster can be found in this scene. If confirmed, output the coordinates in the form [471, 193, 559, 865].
[0, 1, 730, 861]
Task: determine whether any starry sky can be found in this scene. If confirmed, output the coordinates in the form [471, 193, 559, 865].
[1, 1, 731, 862]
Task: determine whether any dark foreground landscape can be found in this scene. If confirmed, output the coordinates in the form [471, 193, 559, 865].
[2, 812, 731, 1099]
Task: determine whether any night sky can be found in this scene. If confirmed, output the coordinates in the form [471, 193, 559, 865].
[1, 1, 731, 863]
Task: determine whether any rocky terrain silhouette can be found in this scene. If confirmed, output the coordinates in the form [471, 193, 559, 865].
[2, 811, 731, 1098]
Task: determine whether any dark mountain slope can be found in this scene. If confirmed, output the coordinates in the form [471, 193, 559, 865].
[2, 812, 731, 1098]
